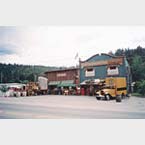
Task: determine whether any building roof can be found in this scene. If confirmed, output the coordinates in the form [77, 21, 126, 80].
[44, 67, 79, 74]
[80, 53, 124, 63]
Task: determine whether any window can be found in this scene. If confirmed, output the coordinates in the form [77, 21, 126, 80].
[107, 66, 119, 76]
[110, 66, 117, 70]
[85, 68, 95, 77]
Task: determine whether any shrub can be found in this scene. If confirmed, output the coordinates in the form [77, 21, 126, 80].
[136, 80, 145, 96]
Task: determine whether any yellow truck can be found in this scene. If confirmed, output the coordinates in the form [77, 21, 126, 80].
[96, 77, 127, 102]
[26, 82, 39, 96]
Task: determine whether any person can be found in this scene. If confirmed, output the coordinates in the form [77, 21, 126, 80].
[86, 87, 90, 96]
[64, 88, 69, 95]
[81, 87, 85, 96]
[76, 87, 80, 95]
[58, 87, 61, 95]
[89, 85, 94, 96]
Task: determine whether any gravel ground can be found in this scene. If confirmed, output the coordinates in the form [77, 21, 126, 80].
[0, 95, 145, 118]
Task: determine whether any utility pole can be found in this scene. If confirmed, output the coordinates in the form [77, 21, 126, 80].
[34, 74, 37, 82]
[33, 66, 37, 82]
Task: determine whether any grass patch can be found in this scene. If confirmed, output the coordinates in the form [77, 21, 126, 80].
[131, 93, 145, 98]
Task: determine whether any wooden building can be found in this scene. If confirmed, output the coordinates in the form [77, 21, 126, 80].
[44, 68, 79, 94]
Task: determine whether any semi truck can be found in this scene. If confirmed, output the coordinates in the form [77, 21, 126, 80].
[96, 77, 127, 102]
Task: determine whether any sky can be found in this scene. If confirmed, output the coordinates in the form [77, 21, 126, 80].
[0, 26, 145, 67]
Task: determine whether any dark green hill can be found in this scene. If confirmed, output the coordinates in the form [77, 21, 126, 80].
[115, 46, 145, 82]
[115, 46, 145, 95]
[0, 63, 58, 83]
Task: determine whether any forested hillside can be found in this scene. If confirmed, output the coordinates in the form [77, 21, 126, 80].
[115, 46, 145, 95]
[0, 64, 58, 83]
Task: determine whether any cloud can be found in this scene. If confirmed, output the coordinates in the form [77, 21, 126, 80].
[0, 26, 145, 66]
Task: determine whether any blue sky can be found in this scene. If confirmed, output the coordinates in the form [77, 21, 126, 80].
[0, 46, 14, 55]
[0, 26, 145, 66]
[0, 27, 19, 55]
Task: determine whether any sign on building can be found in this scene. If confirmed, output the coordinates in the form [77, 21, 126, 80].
[57, 73, 66, 77]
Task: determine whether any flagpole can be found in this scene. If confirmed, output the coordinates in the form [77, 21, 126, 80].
[74, 52, 79, 67]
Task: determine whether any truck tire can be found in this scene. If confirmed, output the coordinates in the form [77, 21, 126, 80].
[121, 93, 125, 99]
[96, 96, 101, 100]
[116, 95, 122, 102]
[105, 94, 110, 101]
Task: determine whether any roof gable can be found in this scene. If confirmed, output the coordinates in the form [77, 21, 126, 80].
[82, 53, 116, 62]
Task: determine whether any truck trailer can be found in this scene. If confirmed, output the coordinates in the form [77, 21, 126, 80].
[38, 76, 48, 95]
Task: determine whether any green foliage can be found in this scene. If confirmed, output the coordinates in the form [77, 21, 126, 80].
[131, 55, 145, 81]
[115, 46, 145, 82]
[115, 46, 145, 94]
[135, 80, 145, 96]
[0, 63, 58, 83]
[0, 85, 8, 92]
[115, 48, 125, 56]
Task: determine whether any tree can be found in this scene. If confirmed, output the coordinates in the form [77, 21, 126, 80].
[114, 46, 145, 94]
[26, 73, 35, 81]
[115, 48, 124, 56]
[0, 85, 8, 97]
[131, 55, 144, 81]
[136, 80, 145, 96]
[0, 85, 8, 93]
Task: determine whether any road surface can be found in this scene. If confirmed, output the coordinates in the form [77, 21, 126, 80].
[0, 95, 145, 119]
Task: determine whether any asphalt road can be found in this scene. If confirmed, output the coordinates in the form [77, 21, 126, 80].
[0, 95, 145, 119]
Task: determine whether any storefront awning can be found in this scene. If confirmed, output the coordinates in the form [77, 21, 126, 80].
[48, 81, 61, 86]
[80, 79, 104, 85]
[58, 80, 76, 87]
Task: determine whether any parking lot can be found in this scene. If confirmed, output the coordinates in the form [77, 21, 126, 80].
[0, 95, 145, 119]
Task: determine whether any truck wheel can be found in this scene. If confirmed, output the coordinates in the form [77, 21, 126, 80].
[121, 93, 125, 99]
[105, 94, 110, 101]
[96, 96, 101, 100]
[116, 95, 122, 102]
